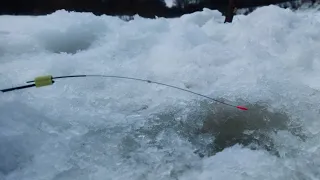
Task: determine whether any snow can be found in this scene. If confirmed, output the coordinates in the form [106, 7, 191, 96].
[1, 5, 320, 180]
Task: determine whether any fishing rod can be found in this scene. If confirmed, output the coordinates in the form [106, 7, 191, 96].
[0, 74, 248, 111]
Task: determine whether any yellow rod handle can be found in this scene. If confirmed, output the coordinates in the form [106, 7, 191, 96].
[34, 75, 53, 87]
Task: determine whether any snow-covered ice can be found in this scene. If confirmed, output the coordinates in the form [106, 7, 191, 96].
[1, 5, 320, 180]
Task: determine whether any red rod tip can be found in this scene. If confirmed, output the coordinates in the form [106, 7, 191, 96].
[237, 106, 248, 111]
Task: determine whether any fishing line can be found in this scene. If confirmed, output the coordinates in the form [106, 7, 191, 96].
[1, 74, 248, 110]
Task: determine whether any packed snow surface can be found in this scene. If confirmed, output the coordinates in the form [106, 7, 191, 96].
[1, 5, 320, 180]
